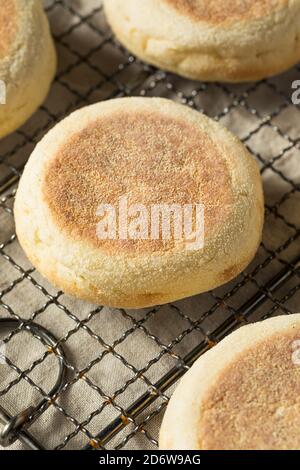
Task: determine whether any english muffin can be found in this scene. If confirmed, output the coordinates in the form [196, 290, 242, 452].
[0, 0, 56, 139]
[14, 97, 264, 308]
[160, 314, 300, 450]
[103, 0, 300, 82]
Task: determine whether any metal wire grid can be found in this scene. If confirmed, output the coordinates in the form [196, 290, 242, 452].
[0, 0, 299, 450]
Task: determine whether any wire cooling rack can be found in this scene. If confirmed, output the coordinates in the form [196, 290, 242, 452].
[0, 0, 300, 450]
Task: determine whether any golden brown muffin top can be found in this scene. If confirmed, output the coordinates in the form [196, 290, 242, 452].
[0, 0, 17, 59]
[43, 110, 233, 254]
[199, 328, 300, 449]
[164, 0, 288, 24]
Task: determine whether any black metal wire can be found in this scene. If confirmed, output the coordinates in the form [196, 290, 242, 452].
[0, 0, 300, 450]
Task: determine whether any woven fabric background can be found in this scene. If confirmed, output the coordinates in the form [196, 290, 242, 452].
[0, 0, 300, 450]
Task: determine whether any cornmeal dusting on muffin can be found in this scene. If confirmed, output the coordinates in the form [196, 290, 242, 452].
[199, 329, 300, 450]
[164, 0, 288, 24]
[0, 0, 17, 59]
[43, 111, 233, 254]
